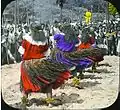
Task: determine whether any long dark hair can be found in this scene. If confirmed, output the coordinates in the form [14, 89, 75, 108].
[80, 27, 90, 43]
[60, 24, 79, 43]
[30, 23, 47, 42]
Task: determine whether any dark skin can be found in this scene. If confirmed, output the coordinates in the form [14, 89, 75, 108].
[21, 84, 53, 107]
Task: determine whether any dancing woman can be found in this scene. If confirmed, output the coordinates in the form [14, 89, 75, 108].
[51, 24, 102, 86]
[18, 23, 71, 106]
[77, 27, 106, 72]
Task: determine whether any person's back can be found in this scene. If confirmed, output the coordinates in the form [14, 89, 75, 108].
[19, 27, 49, 60]
[117, 31, 120, 55]
[19, 23, 71, 106]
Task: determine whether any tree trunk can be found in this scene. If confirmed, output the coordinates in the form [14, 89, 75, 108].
[32, 0, 35, 22]
[106, 2, 109, 32]
[14, 0, 18, 62]
[60, 7, 62, 23]
[14, 0, 17, 31]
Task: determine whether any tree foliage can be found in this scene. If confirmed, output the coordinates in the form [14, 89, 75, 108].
[56, 0, 66, 9]
[108, 2, 118, 16]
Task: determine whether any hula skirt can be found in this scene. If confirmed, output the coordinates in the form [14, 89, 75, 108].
[87, 56, 104, 62]
[55, 52, 93, 70]
[20, 58, 71, 94]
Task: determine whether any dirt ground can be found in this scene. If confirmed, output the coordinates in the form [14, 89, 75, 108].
[1, 56, 119, 110]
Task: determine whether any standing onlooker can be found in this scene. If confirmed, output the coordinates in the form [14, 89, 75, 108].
[117, 30, 120, 56]
[106, 29, 114, 55]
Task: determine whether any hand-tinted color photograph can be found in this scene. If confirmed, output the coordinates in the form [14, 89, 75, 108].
[1, 0, 120, 109]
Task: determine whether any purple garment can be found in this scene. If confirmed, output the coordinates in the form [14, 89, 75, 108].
[91, 43, 97, 48]
[55, 52, 93, 71]
[76, 58, 93, 70]
[56, 52, 78, 67]
[53, 33, 93, 72]
[54, 34, 75, 52]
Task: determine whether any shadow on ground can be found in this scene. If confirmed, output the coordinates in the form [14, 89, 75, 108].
[78, 81, 101, 88]
[85, 68, 115, 73]
[83, 74, 102, 79]
[66, 79, 101, 89]
[97, 63, 112, 67]
[11, 93, 84, 108]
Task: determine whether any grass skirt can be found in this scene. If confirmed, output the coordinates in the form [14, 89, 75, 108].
[20, 58, 71, 94]
[87, 56, 104, 62]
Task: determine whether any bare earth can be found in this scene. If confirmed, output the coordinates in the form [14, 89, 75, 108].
[1, 56, 119, 110]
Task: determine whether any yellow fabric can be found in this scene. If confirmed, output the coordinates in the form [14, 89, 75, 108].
[85, 17, 91, 24]
[85, 11, 92, 24]
[85, 12, 92, 17]
[72, 77, 80, 86]
[21, 96, 29, 105]
[106, 32, 116, 37]
[45, 98, 55, 104]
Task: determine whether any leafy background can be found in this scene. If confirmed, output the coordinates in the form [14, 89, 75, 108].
[2, 0, 118, 24]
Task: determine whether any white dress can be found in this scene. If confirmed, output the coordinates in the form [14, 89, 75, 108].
[18, 34, 50, 57]
[117, 32, 120, 53]
[117, 39, 120, 53]
[117, 31, 120, 53]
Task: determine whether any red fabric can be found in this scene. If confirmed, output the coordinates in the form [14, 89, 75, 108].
[53, 71, 71, 89]
[87, 56, 104, 62]
[77, 43, 91, 50]
[20, 39, 71, 93]
[22, 40, 48, 60]
[21, 62, 71, 93]
[37, 76, 50, 85]
[21, 62, 41, 93]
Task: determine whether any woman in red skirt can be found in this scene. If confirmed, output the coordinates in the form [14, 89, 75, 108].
[77, 28, 104, 72]
[18, 23, 71, 106]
